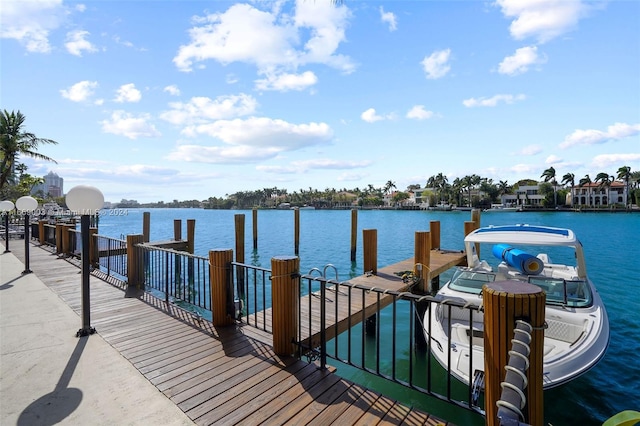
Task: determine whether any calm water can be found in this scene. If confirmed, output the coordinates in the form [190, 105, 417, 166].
[98, 208, 640, 425]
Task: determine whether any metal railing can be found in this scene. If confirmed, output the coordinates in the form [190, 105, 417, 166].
[231, 261, 272, 332]
[138, 244, 210, 313]
[297, 271, 485, 415]
[95, 234, 128, 280]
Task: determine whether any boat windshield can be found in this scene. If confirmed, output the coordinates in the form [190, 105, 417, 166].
[449, 269, 496, 294]
[528, 276, 593, 308]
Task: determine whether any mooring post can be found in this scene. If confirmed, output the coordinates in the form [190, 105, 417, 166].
[209, 249, 234, 326]
[294, 208, 300, 256]
[126, 234, 145, 289]
[234, 214, 246, 298]
[483, 280, 545, 426]
[471, 208, 481, 228]
[414, 231, 431, 349]
[429, 221, 441, 292]
[363, 229, 378, 335]
[173, 219, 181, 241]
[464, 219, 480, 259]
[271, 256, 300, 356]
[186, 219, 195, 254]
[350, 209, 358, 262]
[142, 211, 150, 242]
[252, 208, 258, 250]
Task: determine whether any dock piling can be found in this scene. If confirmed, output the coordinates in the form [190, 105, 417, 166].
[271, 256, 300, 356]
[350, 209, 358, 262]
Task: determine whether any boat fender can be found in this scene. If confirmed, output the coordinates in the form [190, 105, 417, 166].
[492, 244, 544, 275]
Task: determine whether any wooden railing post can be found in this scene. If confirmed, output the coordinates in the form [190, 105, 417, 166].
[271, 256, 300, 356]
[62, 224, 74, 256]
[38, 220, 46, 245]
[126, 234, 145, 289]
[363, 229, 377, 275]
[350, 209, 358, 262]
[209, 249, 234, 326]
[55, 223, 64, 254]
[89, 227, 98, 267]
[483, 280, 545, 426]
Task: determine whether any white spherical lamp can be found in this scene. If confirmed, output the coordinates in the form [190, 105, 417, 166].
[66, 185, 104, 215]
[15, 196, 38, 213]
[0, 200, 15, 212]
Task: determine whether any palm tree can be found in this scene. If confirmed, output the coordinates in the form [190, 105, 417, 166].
[578, 175, 592, 207]
[0, 110, 58, 192]
[561, 173, 575, 208]
[540, 167, 557, 207]
[595, 172, 613, 206]
[383, 180, 396, 195]
[617, 166, 632, 208]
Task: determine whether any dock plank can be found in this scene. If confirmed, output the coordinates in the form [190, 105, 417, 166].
[8, 241, 453, 426]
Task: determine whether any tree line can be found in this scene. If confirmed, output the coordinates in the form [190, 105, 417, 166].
[2, 109, 638, 210]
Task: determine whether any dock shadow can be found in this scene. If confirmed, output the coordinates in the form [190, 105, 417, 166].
[17, 335, 88, 426]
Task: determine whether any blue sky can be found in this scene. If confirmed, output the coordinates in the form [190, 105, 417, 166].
[1, 0, 639, 203]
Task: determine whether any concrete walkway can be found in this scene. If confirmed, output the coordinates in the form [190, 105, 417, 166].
[0, 248, 195, 426]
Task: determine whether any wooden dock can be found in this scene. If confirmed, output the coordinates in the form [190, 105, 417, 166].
[255, 250, 467, 348]
[8, 241, 454, 425]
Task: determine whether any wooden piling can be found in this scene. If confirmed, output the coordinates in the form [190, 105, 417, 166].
[414, 231, 431, 293]
[173, 219, 181, 241]
[464, 219, 480, 258]
[126, 234, 145, 289]
[209, 249, 234, 326]
[363, 229, 377, 275]
[429, 221, 440, 250]
[471, 208, 481, 228]
[234, 214, 245, 264]
[271, 256, 300, 356]
[483, 280, 545, 426]
[186, 219, 195, 254]
[294, 208, 300, 255]
[143, 212, 150, 242]
[252, 208, 258, 250]
[350, 209, 358, 262]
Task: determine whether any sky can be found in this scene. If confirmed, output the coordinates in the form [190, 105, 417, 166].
[1, 0, 639, 204]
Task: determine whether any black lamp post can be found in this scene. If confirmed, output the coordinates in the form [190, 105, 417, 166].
[66, 185, 104, 337]
[0, 200, 14, 253]
[15, 196, 38, 274]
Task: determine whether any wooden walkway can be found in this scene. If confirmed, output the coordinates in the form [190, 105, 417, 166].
[9, 241, 453, 426]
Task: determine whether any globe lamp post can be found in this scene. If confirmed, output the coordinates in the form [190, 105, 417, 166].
[15, 196, 38, 274]
[65, 185, 104, 337]
[0, 200, 15, 253]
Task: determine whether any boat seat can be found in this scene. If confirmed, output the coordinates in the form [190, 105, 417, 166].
[545, 318, 587, 345]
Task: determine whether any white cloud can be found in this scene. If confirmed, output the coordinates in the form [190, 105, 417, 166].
[114, 83, 142, 103]
[160, 94, 258, 126]
[361, 108, 384, 123]
[498, 45, 547, 75]
[495, 0, 590, 44]
[591, 153, 640, 169]
[255, 71, 318, 91]
[60, 80, 98, 102]
[65, 30, 97, 56]
[545, 154, 563, 165]
[421, 49, 451, 80]
[380, 7, 397, 31]
[173, 1, 354, 77]
[168, 117, 333, 164]
[518, 144, 543, 156]
[462, 94, 526, 107]
[406, 105, 434, 120]
[0, 0, 66, 53]
[163, 85, 181, 96]
[560, 122, 640, 149]
[101, 110, 160, 139]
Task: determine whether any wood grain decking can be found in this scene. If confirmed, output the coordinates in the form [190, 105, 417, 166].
[9, 241, 452, 426]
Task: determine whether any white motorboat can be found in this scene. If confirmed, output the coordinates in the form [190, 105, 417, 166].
[425, 224, 609, 390]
